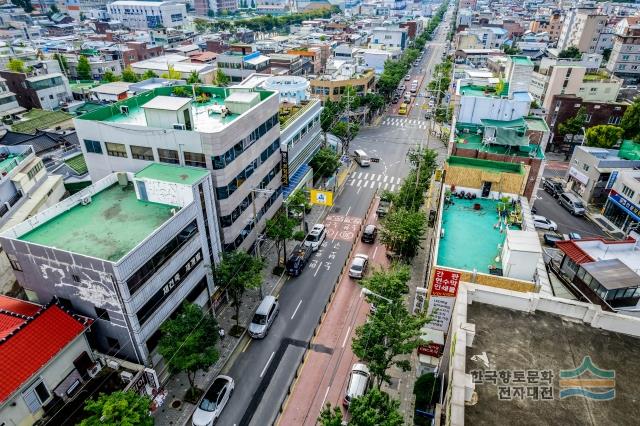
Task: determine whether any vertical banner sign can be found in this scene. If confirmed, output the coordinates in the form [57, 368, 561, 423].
[426, 268, 460, 332]
[281, 150, 289, 186]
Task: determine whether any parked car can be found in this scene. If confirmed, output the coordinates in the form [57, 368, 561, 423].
[543, 178, 565, 198]
[377, 196, 391, 217]
[349, 254, 369, 279]
[304, 224, 326, 251]
[558, 192, 586, 216]
[361, 224, 377, 243]
[533, 215, 558, 231]
[343, 364, 370, 406]
[286, 244, 313, 276]
[567, 232, 582, 240]
[404, 74, 411, 81]
[192, 375, 234, 426]
[543, 233, 564, 247]
[248, 296, 279, 339]
[392, 96, 400, 104]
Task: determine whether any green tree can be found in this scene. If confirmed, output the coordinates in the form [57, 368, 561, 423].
[76, 55, 92, 80]
[142, 69, 158, 80]
[379, 207, 426, 259]
[361, 264, 411, 302]
[331, 121, 359, 142]
[318, 403, 343, 426]
[161, 65, 182, 80]
[585, 124, 624, 148]
[620, 98, 640, 141]
[349, 389, 404, 426]
[187, 70, 201, 84]
[194, 18, 209, 32]
[172, 86, 190, 97]
[414, 373, 438, 409]
[338, 86, 361, 111]
[320, 100, 340, 133]
[212, 250, 264, 330]
[79, 391, 152, 426]
[558, 46, 581, 59]
[103, 70, 120, 82]
[309, 147, 340, 180]
[122, 66, 139, 83]
[394, 148, 437, 212]
[558, 106, 587, 144]
[352, 302, 428, 387]
[215, 69, 230, 86]
[265, 212, 297, 267]
[158, 303, 219, 389]
[53, 53, 68, 73]
[10, 0, 33, 12]
[7, 58, 25, 73]
[502, 44, 521, 55]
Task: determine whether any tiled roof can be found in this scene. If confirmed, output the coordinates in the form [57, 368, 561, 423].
[555, 240, 595, 265]
[0, 130, 78, 154]
[0, 298, 91, 403]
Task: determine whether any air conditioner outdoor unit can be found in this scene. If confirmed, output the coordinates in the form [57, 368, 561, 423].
[120, 371, 134, 382]
[173, 123, 186, 130]
[87, 362, 102, 378]
[120, 105, 129, 115]
[80, 196, 92, 205]
[107, 360, 120, 370]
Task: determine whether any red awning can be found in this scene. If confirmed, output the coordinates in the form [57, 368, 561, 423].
[555, 241, 594, 264]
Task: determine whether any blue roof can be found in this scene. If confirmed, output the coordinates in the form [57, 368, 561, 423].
[283, 163, 311, 199]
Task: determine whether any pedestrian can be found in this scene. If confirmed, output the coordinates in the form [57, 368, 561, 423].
[218, 327, 225, 340]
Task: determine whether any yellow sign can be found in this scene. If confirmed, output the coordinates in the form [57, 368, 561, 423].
[434, 169, 443, 182]
[310, 189, 333, 206]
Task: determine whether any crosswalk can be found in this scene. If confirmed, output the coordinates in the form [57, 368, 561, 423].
[347, 172, 402, 191]
[382, 117, 428, 129]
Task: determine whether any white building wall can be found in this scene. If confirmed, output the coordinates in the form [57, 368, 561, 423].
[457, 96, 531, 125]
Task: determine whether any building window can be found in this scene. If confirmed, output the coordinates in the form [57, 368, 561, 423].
[130, 145, 154, 161]
[27, 162, 43, 180]
[72, 274, 80, 283]
[106, 336, 120, 351]
[95, 306, 110, 322]
[22, 379, 50, 413]
[622, 185, 635, 199]
[8, 254, 21, 271]
[582, 164, 589, 172]
[584, 114, 592, 123]
[608, 116, 621, 125]
[84, 139, 102, 154]
[158, 148, 179, 164]
[184, 152, 206, 168]
[105, 142, 128, 158]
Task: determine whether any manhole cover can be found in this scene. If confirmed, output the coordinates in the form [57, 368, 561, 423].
[171, 400, 182, 409]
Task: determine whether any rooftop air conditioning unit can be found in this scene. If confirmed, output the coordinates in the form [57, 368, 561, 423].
[173, 123, 186, 130]
[107, 360, 120, 370]
[80, 196, 92, 205]
[120, 371, 134, 383]
[120, 105, 129, 115]
[87, 362, 102, 378]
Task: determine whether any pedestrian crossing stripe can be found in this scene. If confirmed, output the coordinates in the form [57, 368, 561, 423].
[381, 118, 428, 129]
[347, 173, 401, 190]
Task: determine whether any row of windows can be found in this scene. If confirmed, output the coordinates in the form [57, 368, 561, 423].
[219, 162, 281, 228]
[26, 77, 64, 91]
[84, 140, 204, 168]
[215, 138, 280, 200]
[223, 186, 282, 251]
[286, 115, 320, 149]
[212, 114, 279, 170]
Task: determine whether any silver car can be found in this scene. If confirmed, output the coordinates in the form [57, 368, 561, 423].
[349, 254, 369, 279]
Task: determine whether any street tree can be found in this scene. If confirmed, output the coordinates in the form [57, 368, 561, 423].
[265, 212, 297, 267]
[212, 250, 264, 331]
[379, 208, 426, 258]
[7, 58, 25, 73]
[585, 124, 624, 148]
[77, 56, 92, 80]
[620, 98, 640, 141]
[318, 403, 343, 426]
[320, 100, 341, 133]
[122, 66, 139, 83]
[161, 65, 182, 80]
[79, 391, 153, 426]
[558, 46, 582, 59]
[215, 69, 230, 86]
[349, 389, 404, 426]
[331, 121, 359, 142]
[286, 189, 309, 216]
[309, 147, 341, 181]
[142, 69, 158, 80]
[103, 70, 120, 82]
[557, 106, 587, 144]
[338, 86, 361, 111]
[158, 302, 219, 391]
[361, 264, 411, 302]
[352, 302, 428, 387]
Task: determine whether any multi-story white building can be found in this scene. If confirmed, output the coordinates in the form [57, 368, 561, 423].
[194, 0, 238, 16]
[216, 51, 271, 83]
[74, 85, 282, 252]
[0, 77, 24, 118]
[0, 164, 222, 365]
[370, 27, 409, 50]
[606, 21, 640, 84]
[0, 71, 72, 111]
[455, 27, 508, 50]
[557, 5, 607, 53]
[107, 0, 187, 30]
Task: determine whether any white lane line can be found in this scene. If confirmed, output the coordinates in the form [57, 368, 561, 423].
[320, 386, 330, 408]
[314, 262, 322, 277]
[356, 179, 362, 187]
[348, 179, 355, 186]
[384, 175, 389, 183]
[291, 299, 303, 320]
[373, 246, 379, 259]
[363, 173, 369, 180]
[389, 176, 395, 184]
[356, 185, 362, 194]
[342, 326, 352, 348]
[377, 175, 382, 181]
[260, 351, 275, 378]
[377, 182, 382, 188]
[362, 180, 369, 188]
[384, 183, 389, 190]
[346, 206, 351, 216]
[390, 184, 396, 191]
[357, 172, 362, 179]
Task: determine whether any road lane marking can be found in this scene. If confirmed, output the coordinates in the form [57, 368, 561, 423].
[321, 386, 330, 408]
[377, 174, 382, 181]
[362, 180, 369, 188]
[356, 179, 362, 187]
[384, 175, 389, 183]
[342, 326, 352, 348]
[390, 184, 396, 191]
[349, 179, 355, 186]
[357, 172, 362, 179]
[363, 173, 369, 180]
[356, 186, 362, 194]
[242, 339, 251, 353]
[345, 206, 351, 216]
[373, 246, 378, 259]
[314, 262, 323, 276]
[291, 299, 303, 320]
[260, 351, 275, 378]
[384, 183, 389, 190]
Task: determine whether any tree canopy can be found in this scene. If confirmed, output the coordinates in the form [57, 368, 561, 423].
[77, 56, 92, 80]
[309, 147, 341, 180]
[215, 69, 230, 86]
[620, 98, 640, 142]
[265, 212, 297, 266]
[585, 124, 624, 148]
[79, 391, 152, 426]
[558, 46, 582, 59]
[122, 66, 139, 83]
[7, 58, 25, 73]
[161, 65, 182, 80]
[557, 107, 587, 139]
[349, 389, 404, 426]
[103, 70, 120, 82]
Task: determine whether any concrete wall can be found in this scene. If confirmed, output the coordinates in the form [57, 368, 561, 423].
[457, 95, 531, 125]
[444, 163, 530, 198]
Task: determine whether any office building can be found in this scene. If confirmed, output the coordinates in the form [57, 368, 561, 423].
[106, 0, 187, 30]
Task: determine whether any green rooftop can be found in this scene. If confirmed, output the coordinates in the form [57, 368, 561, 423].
[510, 55, 534, 66]
[19, 184, 175, 261]
[11, 110, 73, 134]
[135, 163, 209, 185]
[459, 83, 509, 98]
[455, 122, 545, 159]
[447, 156, 525, 174]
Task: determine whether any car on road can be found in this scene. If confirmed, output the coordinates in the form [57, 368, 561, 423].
[404, 74, 411, 81]
[344, 364, 370, 406]
[304, 224, 326, 251]
[398, 103, 408, 115]
[543, 233, 564, 247]
[192, 375, 234, 426]
[376, 197, 391, 217]
[392, 96, 400, 104]
[425, 111, 432, 119]
[286, 244, 313, 276]
[533, 214, 558, 231]
[558, 192, 586, 216]
[543, 178, 565, 198]
[349, 254, 369, 279]
[361, 224, 377, 243]
[248, 296, 279, 339]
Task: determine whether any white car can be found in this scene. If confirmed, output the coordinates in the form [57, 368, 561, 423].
[192, 375, 234, 426]
[533, 215, 558, 231]
[349, 254, 369, 279]
[303, 224, 326, 252]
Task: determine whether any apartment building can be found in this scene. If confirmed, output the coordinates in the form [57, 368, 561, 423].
[0, 77, 24, 118]
[194, 0, 238, 16]
[557, 6, 607, 53]
[455, 27, 507, 50]
[217, 51, 271, 83]
[106, 0, 187, 30]
[0, 164, 222, 365]
[310, 60, 375, 102]
[370, 27, 408, 50]
[74, 85, 282, 252]
[606, 24, 640, 84]
[0, 71, 72, 111]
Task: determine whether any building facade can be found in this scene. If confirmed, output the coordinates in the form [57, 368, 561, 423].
[0, 71, 72, 111]
[106, 0, 187, 30]
[557, 6, 607, 53]
[606, 25, 640, 84]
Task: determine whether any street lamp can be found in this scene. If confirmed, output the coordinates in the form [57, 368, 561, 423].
[581, 127, 587, 146]
[361, 288, 392, 303]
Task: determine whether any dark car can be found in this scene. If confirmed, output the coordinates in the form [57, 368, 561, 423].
[543, 178, 565, 198]
[286, 244, 312, 276]
[543, 233, 564, 247]
[361, 225, 377, 243]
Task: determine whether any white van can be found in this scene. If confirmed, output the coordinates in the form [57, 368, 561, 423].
[248, 296, 279, 339]
[354, 149, 370, 167]
[343, 363, 370, 406]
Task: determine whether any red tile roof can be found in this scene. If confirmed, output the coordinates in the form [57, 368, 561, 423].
[0, 299, 91, 403]
[0, 295, 41, 317]
[555, 241, 595, 265]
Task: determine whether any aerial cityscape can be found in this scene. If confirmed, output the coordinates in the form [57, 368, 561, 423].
[0, 0, 638, 424]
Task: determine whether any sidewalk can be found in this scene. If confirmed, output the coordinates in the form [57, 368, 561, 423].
[154, 205, 327, 426]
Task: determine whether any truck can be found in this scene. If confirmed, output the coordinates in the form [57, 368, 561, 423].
[376, 195, 392, 218]
[286, 244, 313, 277]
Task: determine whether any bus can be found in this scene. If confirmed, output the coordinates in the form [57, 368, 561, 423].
[398, 103, 408, 115]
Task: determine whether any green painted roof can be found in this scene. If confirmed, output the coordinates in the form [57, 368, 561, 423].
[19, 184, 174, 261]
[135, 163, 209, 185]
[447, 156, 525, 174]
[481, 117, 527, 129]
[11, 110, 72, 135]
[510, 56, 533, 66]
